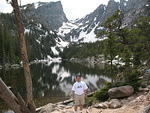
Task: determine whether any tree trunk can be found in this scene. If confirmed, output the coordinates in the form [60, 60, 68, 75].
[10, 0, 36, 112]
[0, 0, 36, 112]
[10, 0, 35, 108]
[2, 24, 5, 66]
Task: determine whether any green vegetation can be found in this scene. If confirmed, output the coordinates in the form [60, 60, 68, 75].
[61, 41, 104, 59]
[0, 13, 20, 65]
[93, 83, 111, 101]
[0, 13, 58, 65]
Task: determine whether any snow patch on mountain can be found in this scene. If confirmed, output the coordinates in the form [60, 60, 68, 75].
[56, 37, 69, 51]
[51, 37, 69, 55]
[34, 2, 43, 9]
[57, 22, 79, 37]
[71, 22, 101, 43]
[51, 47, 59, 55]
[114, 0, 120, 2]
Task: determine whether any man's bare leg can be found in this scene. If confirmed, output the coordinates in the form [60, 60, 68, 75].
[74, 105, 77, 112]
[80, 105, 83, 111]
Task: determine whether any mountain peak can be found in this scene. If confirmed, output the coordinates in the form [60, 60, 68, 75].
[21, 1, 68, 30]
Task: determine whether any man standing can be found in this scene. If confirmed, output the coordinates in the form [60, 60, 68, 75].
[72, 75, 88, 113]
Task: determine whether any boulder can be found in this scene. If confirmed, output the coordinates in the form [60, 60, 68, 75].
[109, 99, 122, 109]
[108, 85, 134, 99]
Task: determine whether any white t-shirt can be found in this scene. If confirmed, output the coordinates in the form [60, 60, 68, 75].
[72, 81, 88, 95]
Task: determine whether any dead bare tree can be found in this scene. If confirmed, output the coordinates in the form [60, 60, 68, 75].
[10, 0, 34, 107]
[0, 0, 36, 112]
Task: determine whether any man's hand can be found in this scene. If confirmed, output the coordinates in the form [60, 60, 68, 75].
[84, 90, 88, 98]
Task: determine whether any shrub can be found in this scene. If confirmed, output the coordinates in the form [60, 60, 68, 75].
[113, 68, 141, 91]
[93, 82, 112, 101]
[123, 69, 141, 91]
[85, 97, 96, 107]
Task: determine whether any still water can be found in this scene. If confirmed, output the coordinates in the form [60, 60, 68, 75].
[0, 61, 111, 112]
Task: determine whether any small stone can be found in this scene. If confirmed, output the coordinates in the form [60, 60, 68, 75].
[121, 99, 129, 105]
[109, 99, 122, 109]
[139, 87, 149, 92]
[65, 106, 72, 109]
[94, 102, 109, 109]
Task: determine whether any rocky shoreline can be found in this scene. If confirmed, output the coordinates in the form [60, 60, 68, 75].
[36, 85, 150, 113]
[68, 56, 106, 69]
[0, 57, 62, 70]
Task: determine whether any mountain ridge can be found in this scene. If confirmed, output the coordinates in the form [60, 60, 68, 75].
[57, 0, 149, 43]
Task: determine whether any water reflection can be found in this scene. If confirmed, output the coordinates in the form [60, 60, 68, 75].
[0, 61, 111, 112]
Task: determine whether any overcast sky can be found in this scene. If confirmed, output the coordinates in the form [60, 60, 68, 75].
[0, 0, 110, 20]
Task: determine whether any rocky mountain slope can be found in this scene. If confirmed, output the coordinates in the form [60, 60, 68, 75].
[58, 0, 150, 43]
[24, 20, 68, 61]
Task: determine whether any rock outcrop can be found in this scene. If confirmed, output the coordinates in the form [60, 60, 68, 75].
[21, 1, 68, 30]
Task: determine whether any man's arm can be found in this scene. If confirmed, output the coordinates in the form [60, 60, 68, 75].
[84, 89, 88, 97]
[72, 91, 75, 99]
[83, 83, 88, 96]
[72, 84, 75, 99]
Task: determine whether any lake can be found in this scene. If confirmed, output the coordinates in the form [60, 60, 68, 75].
[0, 61, 111, 113]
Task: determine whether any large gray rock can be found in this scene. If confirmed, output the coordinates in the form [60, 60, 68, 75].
[108, 85, 134, 99]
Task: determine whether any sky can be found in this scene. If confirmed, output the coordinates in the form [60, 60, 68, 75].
[0, 0, 110, 20]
